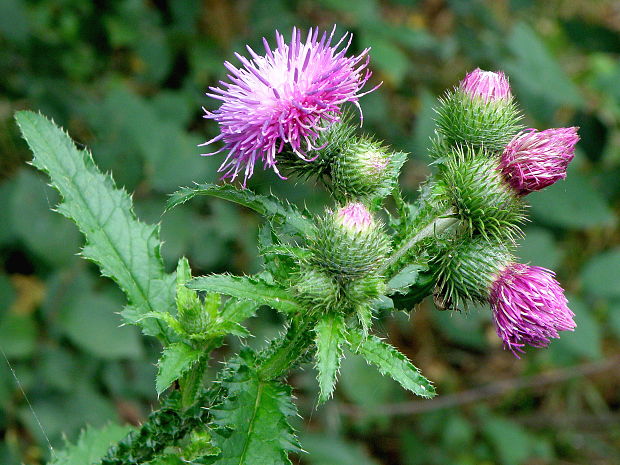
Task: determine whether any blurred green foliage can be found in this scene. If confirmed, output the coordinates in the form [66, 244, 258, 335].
[1, 0, 619, 464]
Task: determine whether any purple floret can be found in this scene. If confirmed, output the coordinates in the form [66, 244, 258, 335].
[201, 26, 377, 184]
[335, 202, 373, 234]
[500, 127, 579, 194]
[460, 68, 512, 103]
[489, 263, 576, 357]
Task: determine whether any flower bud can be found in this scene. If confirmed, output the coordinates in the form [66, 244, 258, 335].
[435, 69, 522, 152]
[176, 257, 216, 334]
[292, 266, 341, 310]
[460, 68, 511, 102]
[499, 127, 579, 194]
[310, 202, 390, 279]
[432, 237, 575, 356]
[490, 263, 575, 357]
[432, 236, 511, 310]
[331, 137, 406, 200]
[438, 146, 526, 241]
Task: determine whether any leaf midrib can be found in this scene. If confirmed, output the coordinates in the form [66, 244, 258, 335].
[22, 114, 169, 342]
[238, 379, 264, 465]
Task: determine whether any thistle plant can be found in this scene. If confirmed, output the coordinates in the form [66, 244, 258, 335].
[16, 26, 580, 465]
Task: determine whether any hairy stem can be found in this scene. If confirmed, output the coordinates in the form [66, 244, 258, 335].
[258, 317, 316, 381]
[384, 208, 458, 272]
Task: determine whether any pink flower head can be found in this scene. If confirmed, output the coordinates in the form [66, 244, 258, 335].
[489, 263, 575, 357]
[500, 127, 579, 194]
[460, 68, 512, 102]
[201, 26, 377, 185]
[335, 202, 373, 234]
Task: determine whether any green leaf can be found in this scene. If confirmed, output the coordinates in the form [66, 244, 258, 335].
[314, 314, 346, 403]
[15, 111, 175, 340]
[300, 433, 380, 465]
[189, 274, 304, 314]
[61, 293, 144, 360]
[529, 171, 614, 229]
[581, 248, 620, 299]
[50, 423, 134, 465]
[210, 350, 300, 465]
[220, 299, 261, 326]
[0, 312, 37, 358]
[387, 264, 428, 295]
[504, 22, 583, 109]
[156, 342, 204, 395]
[166, 183, 315, 238]
[346, 330, 435, 398]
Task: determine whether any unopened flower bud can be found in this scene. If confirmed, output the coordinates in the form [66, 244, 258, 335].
[292, 266, 341, 310]
[334, 202, 374, 234]
[176, 257, 216, 334]
[439, 146, 525, 241]
[332, 137, 406, 200]
[499, 127, 579, 194]
[460, 68, 511, 103]
[490, 263, 575, 357]
[435, 69, 522, 152]
[432, 237, 575, 357]
[310, 202, 390, 279]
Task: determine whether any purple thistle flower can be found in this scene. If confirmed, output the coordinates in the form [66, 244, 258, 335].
[335, 202, 373, 234]
[460, 68, 512, 102]
[500, 127, 579, 194]
[489, 263, 575, 357]
[201, 26, 377, 184]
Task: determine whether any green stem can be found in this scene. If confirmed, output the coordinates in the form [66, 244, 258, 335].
[392, 187, 410, 226]
[258, 317, 315, 381]
[383, 208, 458, 272]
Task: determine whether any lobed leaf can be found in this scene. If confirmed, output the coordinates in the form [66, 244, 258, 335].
[346, 330, 435, 398]
[189, 274, 304, 315]
[209, 350, 300, 465]
[49, 423, 134, 465]
[314, 314, 346, 403]
[15, 111, 175, 340]
[156, 342, 204, 395]
[166, 183, 315, 238]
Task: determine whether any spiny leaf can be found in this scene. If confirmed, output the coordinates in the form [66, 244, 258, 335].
[220, 299, 261, 325]
[314, 314, 346, 403]
[189, 274, 304, 314]
[49, 423, 134, 465]
[346, 330, 435, 398]
[15, 111, 175, 340]
[210, 350, 300, 465]
[166, 183, 315, 238]
[156, 342, 204, 395]
[387, 264, 429, 295]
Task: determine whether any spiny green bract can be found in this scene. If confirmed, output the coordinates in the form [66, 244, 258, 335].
[435, 89, 523, 152]
[309, 208, 390, 280]
[438, 146, 526, 241]
[431, 235, 512, 311]
[278, 116, 358, 181]
[176, 257, 219, 335]
[331, 136, 407, 201]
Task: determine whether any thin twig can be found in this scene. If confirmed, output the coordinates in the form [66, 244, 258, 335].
[339, 355, 620, 418]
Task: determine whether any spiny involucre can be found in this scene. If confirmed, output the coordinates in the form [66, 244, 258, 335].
[201, 26, 377, 184]
[489, 263, 575, 357]
[499, 127, 580, 194]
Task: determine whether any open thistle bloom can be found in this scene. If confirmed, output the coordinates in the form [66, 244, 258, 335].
[489, 263, 576, 357]
[500, 127, 579, 194]
[201, 26, 376, 184]
[460, 68, 512, 102]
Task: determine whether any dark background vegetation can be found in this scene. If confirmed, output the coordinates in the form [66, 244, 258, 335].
[1, 0, 620, 463]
